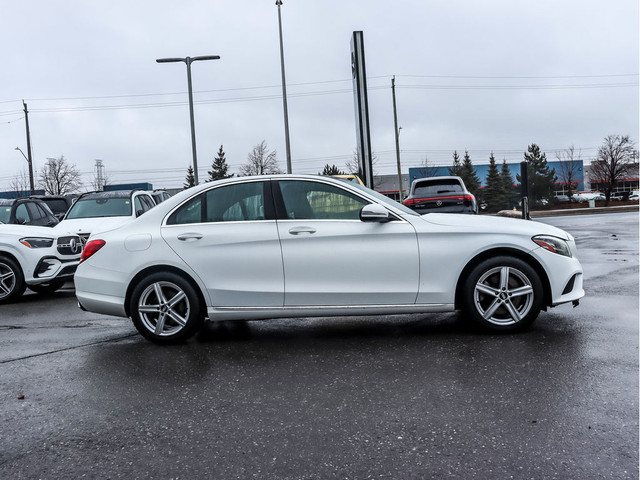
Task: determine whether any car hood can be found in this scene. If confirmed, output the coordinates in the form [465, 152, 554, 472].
[417, 213, 572, 240]
[0, 223, 64, 238]
[54, 216, 134, 236]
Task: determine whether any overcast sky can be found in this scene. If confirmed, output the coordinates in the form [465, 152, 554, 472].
[1, 0, 638, 190]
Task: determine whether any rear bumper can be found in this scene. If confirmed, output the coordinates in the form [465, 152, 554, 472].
[76, 290, 127, 317]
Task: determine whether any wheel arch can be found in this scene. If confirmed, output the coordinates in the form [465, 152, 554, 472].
[0, 250, 25, 277]
[124, 265, 207, 318]
[454, 247, 551, 309]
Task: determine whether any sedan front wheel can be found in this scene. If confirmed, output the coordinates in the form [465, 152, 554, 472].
[130, 272, 204, 344]
[462, 256, 544, 332]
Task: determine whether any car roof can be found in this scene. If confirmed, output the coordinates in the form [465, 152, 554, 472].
[76, 190, 141, 200]
[413, 176, 463, 183]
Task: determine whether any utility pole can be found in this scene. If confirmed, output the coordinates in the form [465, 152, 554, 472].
[391, 77, 403, 201]
[22, 101, 35, 194]
[276, 0, 292, 174]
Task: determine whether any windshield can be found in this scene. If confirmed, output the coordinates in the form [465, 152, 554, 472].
[351, 183, 418, 216]
[66, 197, 132, 219]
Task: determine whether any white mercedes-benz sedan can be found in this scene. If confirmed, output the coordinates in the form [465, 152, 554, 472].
[75, 175, 584, 344]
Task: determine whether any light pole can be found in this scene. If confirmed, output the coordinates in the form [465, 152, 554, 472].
[275, 0, 292, 174]
[156, 55, 220, 185]
[14, 146, 35, 194]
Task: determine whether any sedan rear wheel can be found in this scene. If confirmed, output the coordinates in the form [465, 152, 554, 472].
[130, 272, 203, 344]
[463, 256, 543, 332]
[0, 256, 26, 304]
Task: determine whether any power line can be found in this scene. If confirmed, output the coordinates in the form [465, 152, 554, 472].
[0, 72, 635, 106]
[396, 73, 639, 79]
[399, 83, 638, 90]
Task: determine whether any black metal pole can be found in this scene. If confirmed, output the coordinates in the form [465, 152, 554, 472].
[23, 101, 35, 194]
[520, 161, 530, 220]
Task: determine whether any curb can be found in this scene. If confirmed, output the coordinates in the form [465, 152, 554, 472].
[495, 205, 639, 218]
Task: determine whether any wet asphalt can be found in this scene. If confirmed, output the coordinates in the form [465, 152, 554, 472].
[0, 212, 637, 479]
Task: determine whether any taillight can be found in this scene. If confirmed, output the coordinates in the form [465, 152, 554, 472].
[403, 198, 416, 206]
[80, 239, 106, 264]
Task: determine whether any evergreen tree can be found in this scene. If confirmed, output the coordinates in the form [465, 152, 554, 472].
[516, 144, 557, 207]
[184, 165, 196, 189]
[460, 150, 481, 197]
[320, 164, 346, 176]
[483, 153, 506, 212]
[448, 151, 463, 176]
[207, 145, 233, 182]
[500, 160, 517, 208]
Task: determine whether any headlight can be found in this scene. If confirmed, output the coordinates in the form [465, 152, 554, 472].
[19, 237, 54, 248]
[532, 235, 572, 257]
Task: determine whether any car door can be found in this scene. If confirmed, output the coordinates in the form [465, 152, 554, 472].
[161, 180, 284, 307]
[28, 202, 57, 226]
[274, 179, 420, 306]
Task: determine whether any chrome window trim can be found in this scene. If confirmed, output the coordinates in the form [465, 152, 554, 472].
[162, 178, 268, 227]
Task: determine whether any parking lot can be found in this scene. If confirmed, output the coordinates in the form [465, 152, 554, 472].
[0, 212, 638, 479]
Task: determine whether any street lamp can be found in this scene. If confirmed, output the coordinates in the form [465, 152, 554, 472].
[15, 146, 35, 194]
[275, 0, 292, 174]
[156, 55, 220, 185]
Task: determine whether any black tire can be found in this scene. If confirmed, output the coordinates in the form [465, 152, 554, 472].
[0, 255, 26, 304]
[462, 256, 544, 332]
[129, 272, 204, 344]
[28, 280, 65, 295]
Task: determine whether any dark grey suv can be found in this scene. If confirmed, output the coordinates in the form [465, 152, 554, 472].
[0, 198, 59, 226]
[403, 176, 478, 214]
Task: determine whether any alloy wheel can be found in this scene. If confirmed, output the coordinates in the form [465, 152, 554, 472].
[137, 281, 191, 336]
[0, 261, 16, 299]
[473, 266, 534, 326]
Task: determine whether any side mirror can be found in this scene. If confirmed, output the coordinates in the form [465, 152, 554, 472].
[15, 217, 27, 225]
[136, 209, 145, 217]
[360, 204, 391, 223]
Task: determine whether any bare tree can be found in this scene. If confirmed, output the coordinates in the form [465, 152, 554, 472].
[555, 145, 582, 198]
[346, 149, 380, 187]
[589, 135, 637, 205]
[239, 141, 282, 176]
[38, 156, 82, 195]
[9, 170, 31, 195]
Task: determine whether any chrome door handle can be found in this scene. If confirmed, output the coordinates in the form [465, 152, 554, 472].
[288, 226, 316, 235]
[177, 233, 203, 241]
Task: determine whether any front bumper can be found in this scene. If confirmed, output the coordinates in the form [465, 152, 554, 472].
[27, 257, 79, 285]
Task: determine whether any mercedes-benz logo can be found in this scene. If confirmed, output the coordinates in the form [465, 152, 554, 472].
[69, 237, 81, 255]
[59, 237, 82, 254]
